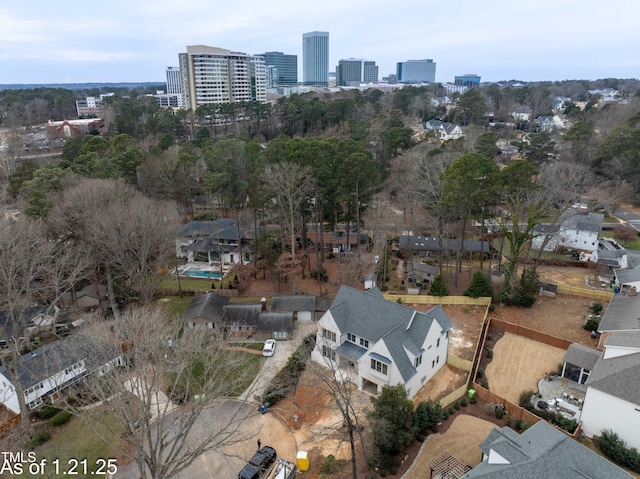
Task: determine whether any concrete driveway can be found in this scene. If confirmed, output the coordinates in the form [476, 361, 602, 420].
[115, 321, 317, 479]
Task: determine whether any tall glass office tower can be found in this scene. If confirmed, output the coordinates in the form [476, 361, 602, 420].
[302, 31, 329, 86]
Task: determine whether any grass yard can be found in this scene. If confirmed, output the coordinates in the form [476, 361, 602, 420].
[18, 407, 123, 479]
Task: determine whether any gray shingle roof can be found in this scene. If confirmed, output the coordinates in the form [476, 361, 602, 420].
[329, 285, 452, 382]
[271, 295, 316, 312]
[257, 312, 293, 333]
[462, 421, 632, 478]
[563, 343, 601, 371]
[182, 293, 229, 323]
[585, 350, 640, 405]
[598, 293, 640, 333]
[223, 303, 262, 326]
[0, 335, 120, 390]
[399, 235, 491, 254]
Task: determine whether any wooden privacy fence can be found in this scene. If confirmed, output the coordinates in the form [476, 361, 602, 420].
[470, 384, 541, 426]
[383, 295, 492, 306]
[490, 318, 573, 350]
[557, 285, 613, 301]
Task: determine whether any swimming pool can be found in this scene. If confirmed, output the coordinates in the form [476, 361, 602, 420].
[181, 268, 222, 279]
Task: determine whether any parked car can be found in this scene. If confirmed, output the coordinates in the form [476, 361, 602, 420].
[262, 339, 276, 357]
[238, 446, 277, 479]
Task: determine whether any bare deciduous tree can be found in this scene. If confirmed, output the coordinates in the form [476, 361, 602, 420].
[71, 306, 261, 479]
[0, 215, 89, 435]
[262, 163, 315, 294]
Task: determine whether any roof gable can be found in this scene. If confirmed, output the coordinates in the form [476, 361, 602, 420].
[182, 293, 229, 322]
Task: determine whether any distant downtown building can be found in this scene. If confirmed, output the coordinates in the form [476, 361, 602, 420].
[335, 59, 378, 86]
[302, 31, 329, 86]
[455, 74, 481, 88]
[166, 66, 182, 95]
[178, 45, 266, 110]
[396, 59, 436, 83]
[258, 51, 298, 85]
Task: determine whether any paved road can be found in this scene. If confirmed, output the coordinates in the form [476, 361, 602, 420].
[115, 321, 317, 479]
[614, 206, 640, 232]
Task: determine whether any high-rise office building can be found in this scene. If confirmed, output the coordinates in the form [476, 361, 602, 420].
[454, 74, 481, 88]
[259, 51, 298, 85]
[178, 45, 266, 110]
[335, 59, 379, 86]
[166, 66, 182, 95]
[396, 59, 436, 83]
[302, 31, 329, 86]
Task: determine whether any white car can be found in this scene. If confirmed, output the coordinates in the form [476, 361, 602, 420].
[262, 339, 276, 357]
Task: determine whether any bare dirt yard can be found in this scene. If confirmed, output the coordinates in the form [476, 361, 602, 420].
[485, 332, 566, 404]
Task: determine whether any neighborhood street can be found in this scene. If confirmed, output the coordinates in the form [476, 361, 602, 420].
[114, 321, 317, 479]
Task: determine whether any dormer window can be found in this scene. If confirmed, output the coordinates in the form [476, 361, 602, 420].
[414, 355, 423, 368]
[360, 338, 369, 348]
[347, 333, 356, 343]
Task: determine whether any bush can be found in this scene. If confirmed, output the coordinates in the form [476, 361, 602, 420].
[590, 302, 604, 314]
[480, 379, 489, 389]
[495, 407, 504, 419]
[460, 398, 467, 407]
[310, 267, 329, 282]
[598, 430, 640, 473]
[26, 431, 51, 448]
[469, 394, 477, 404]
[36, 406, 60, 420]
[484, 404, 495, 416]
[453, 401, 460, 410]
[380, 284, 389, 292]
[51, 409, 73, 427]
[505, 415, 512, 426]
[448, 407, 454, 416]
[486, 347, 493, 359]
[477, 368, 484, 379]
[262, 334, 314, 406]
[583, 316, 600, 332]
[519, 390, 536, 408]
[389, 465, 398, 475]
[319, 455, 339, 474]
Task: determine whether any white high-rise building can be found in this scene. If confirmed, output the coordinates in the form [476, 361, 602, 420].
[164, 66, 183, 108]
[302, 31, 329, 86]
[178, 45, 266, 110]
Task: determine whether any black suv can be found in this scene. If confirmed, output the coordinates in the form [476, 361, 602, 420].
[238, 446, 277, 479]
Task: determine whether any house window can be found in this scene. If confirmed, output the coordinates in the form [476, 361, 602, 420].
[322, 345, 336, 360]
[360, 338, 369, 348]
[347, 333, 356, 343]
[432, 360, 435, 368]
[414, 355, 422, 368]
[437, 338, 440, 348]
[436, 356, 440, 364]
[322, 328, 336, 342]
[370, 359, 388, 375]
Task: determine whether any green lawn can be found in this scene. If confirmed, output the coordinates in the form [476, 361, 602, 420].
[18, 407, 123, 479]
[600, 231, 640, 250]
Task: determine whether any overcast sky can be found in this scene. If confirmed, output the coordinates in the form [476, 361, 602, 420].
[1, 0, 639, 85]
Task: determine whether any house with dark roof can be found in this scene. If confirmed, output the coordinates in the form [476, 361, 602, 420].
[406, 261, 440, 284]
[182, 294, 298, 340]
[0, 335, 123, 413]
[175, 219, 254, 266]
[0, 305, 60, 348]
[182, 292, 230, 330]
[580, 331, 640, 451]
[399, 235, 492, 258]
[531, 211, 604, 254]
[311, 285, 452, 399]
[423, 120, 464, 140]
[271, 295, 317, 321]
[561, 343, 600, 384]
[461, 420, 632, 478]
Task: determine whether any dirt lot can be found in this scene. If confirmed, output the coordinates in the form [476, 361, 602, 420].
[403, 415, 498, 479]
[485, 332, 566, 404]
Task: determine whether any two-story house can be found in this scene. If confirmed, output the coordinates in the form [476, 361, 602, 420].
[311, 285, 452, 399]
[423, 120, 464, 141]
[531, 211, 604, 254]
[175, 219, 254, 266]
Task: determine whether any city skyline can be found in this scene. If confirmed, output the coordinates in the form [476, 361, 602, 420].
[1, 0, 639, 85]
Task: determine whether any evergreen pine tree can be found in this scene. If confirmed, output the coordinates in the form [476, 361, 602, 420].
[428, 274, 449, 296]
[464, 271, 493, 298]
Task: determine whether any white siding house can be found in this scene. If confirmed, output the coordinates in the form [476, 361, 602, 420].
[579, 332, 640, 451]
[311, 285, 452, 399]
[531, 211, 603, 254]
